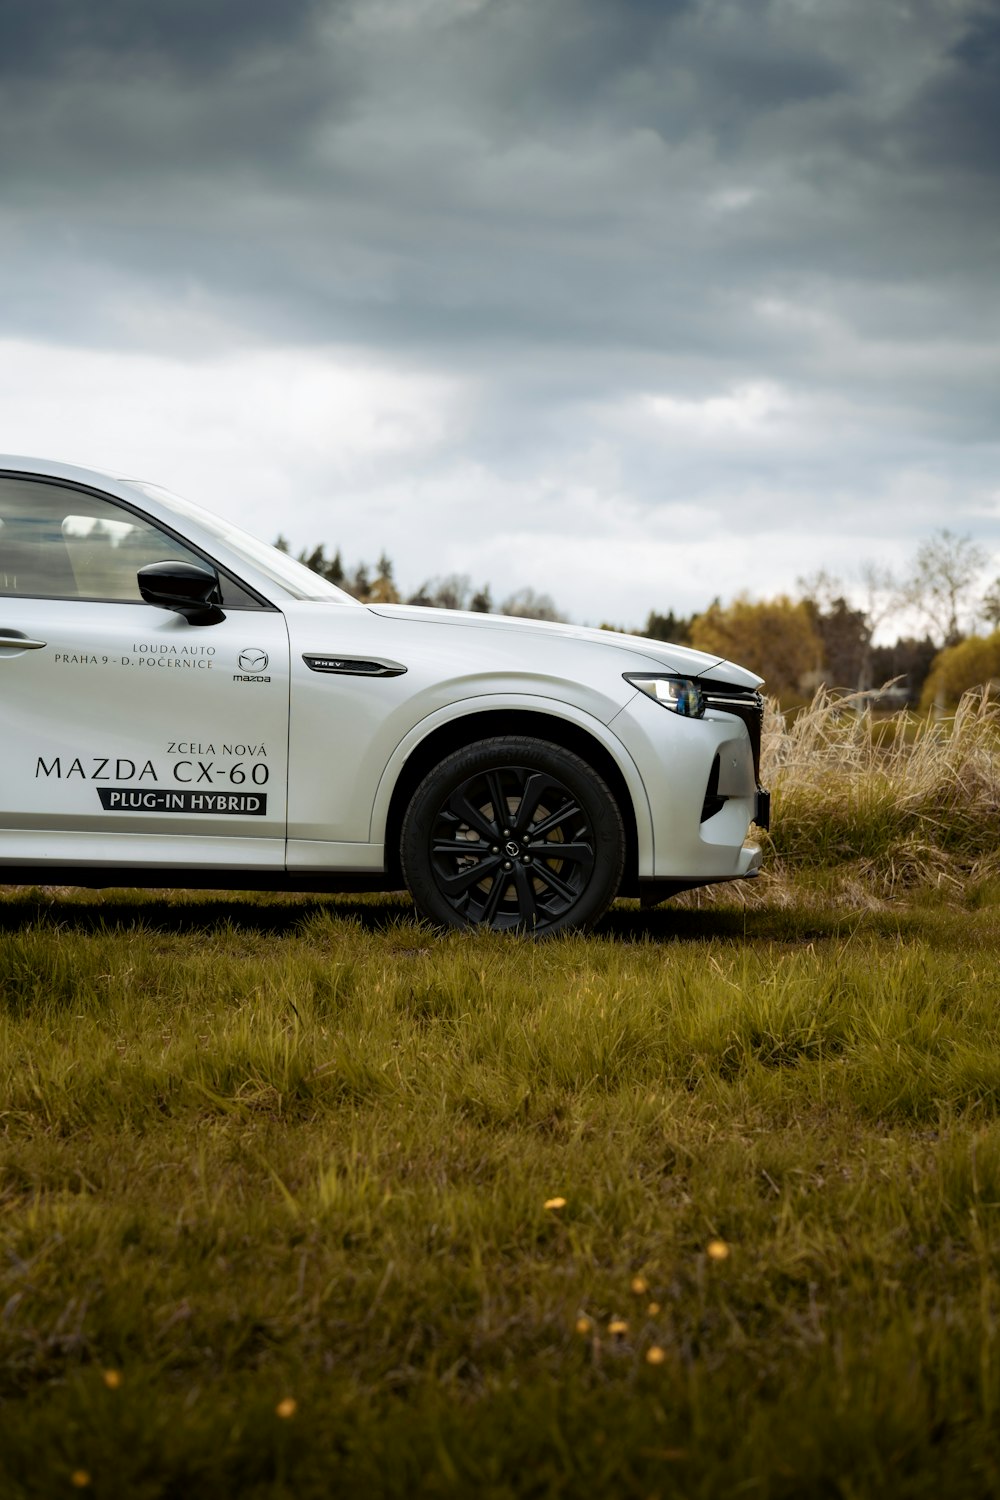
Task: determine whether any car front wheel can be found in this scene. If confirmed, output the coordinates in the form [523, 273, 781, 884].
[400, 736, 626, 935]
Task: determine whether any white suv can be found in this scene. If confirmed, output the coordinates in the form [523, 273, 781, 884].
[0, 458, 769, 934]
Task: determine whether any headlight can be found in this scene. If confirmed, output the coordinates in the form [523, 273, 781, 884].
[624, 674, 706, 718]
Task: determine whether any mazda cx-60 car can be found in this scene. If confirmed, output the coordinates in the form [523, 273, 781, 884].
[0, 458, 770, 934]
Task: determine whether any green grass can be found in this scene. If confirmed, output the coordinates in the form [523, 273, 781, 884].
[3, 885, 1000, 1496]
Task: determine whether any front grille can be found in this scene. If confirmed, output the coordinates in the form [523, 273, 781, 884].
[702, 683, 764, 783]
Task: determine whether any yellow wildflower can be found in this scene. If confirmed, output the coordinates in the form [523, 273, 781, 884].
[607, 1318, 629, 1336]
[275, 1397, 297, 1419]
[544, 1197, 567, 1211]
[102, 1369, 122, 1390]
[706, 1238, 730, 1261]
[646, 1345, 667, 1365]
[630, 1274, 649, 1296]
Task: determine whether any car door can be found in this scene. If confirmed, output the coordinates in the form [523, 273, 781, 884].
[0, 473, 290, 872]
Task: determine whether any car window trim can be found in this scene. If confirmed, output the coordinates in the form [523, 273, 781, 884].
[0, 471, 280, 612]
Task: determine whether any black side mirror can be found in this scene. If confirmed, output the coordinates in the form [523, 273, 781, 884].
[137, 561, 225, 625]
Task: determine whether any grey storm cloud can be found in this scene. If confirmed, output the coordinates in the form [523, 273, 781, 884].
[0, 1, 990, 334]
[0, 2, 991, 304]
[1, 0, 998, 585]
[901, 5, 1000, 177]
[0, 0, 328, 76]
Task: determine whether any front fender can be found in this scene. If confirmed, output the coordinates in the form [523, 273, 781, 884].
[368, 692, 655, 876]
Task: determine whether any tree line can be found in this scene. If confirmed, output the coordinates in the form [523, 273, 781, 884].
[278, 529, 1000, 710]
[275, 537, 561, 622]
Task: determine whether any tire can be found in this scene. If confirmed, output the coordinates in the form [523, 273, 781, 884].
[400, 736, 626, 935]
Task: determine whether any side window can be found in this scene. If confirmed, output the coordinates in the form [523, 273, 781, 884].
[0, 477, 260, 607]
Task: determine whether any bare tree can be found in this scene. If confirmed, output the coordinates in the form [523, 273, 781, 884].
[797, 564, 900, 691]
[796, 569, 845, 617]
[407, 574, 474, 610]
[903, 529, 987, 647]
[981, 578, 1000, 632]
[857, 562, 900, 689]
[499, 587, 562, 621]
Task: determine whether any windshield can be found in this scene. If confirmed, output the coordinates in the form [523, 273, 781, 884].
[133, 483, 358, 604]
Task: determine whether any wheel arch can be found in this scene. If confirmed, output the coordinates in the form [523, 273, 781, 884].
[378, 706, 645, 894]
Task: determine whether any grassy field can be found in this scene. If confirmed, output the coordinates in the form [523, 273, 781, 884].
[3, 694, 1000, 1497]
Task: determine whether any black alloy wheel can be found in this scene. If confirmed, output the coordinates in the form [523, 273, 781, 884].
[401, 737, 626, 935]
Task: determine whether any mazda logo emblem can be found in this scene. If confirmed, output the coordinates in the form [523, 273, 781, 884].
[238, 648, 268, 672]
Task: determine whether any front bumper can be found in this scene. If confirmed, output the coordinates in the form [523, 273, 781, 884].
[638, 842, 763, 907]
[611, 687, 767, 881]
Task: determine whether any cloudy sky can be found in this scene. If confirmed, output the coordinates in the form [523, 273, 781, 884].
[1, 0, 998, 625]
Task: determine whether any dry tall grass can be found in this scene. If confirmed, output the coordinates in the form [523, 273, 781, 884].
[758, 686, 1000, 902]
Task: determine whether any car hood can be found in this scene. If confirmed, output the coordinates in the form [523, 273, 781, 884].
[366, 604, 763, 689]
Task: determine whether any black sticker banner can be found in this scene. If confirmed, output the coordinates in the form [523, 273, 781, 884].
[97, 788, 267, 815]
